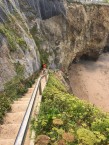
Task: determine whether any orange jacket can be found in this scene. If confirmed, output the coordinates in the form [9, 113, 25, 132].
[43, 64, 47, 69]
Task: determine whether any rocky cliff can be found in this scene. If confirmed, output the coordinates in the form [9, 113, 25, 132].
[1, 0, 109, 90]
[0, 0, 41, 91]
[38, 2, 109, 70]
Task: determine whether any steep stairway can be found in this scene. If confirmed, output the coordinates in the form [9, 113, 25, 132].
[0, 84, 36, 145]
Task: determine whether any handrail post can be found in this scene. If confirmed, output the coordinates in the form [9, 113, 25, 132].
[39, 80, 42, 95]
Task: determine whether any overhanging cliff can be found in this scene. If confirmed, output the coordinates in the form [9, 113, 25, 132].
[36, 2, 109, 70]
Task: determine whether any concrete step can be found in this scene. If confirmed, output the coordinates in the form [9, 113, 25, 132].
[28, 88, 35, 94]
[0, 139, 15, 145]
[22, 94, 31, 98]
[0, 124, 20, 139]
[4, 112, 25, 124]
[0, 81, 37, 144]
[21, 90, 34, 99]
[19, 97, 30, 101]
[14, 100, 29, 104]
[11, 104, 28, 113]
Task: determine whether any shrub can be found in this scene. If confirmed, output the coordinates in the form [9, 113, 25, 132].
[0, 24, 17, 52]
[31, 73, 109, 144]
[0, 23, 28, 52]
[17, 38, 27, 49]
[0, 71, 39, 124]
[14, 62, 24, 78]
[77, 128, 97, 145]
[0, 93, 11, 124]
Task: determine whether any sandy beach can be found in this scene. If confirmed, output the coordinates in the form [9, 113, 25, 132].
[68, 53, 109, 112]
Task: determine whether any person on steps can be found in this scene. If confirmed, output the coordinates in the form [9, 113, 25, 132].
[42, 63, 47, 74]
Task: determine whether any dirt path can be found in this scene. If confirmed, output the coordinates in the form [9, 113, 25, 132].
[68, 53, 109, 112]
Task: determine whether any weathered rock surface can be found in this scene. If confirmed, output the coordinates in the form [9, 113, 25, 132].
[38, 2, 109, 71]
[0, 0, 40, 91]
[0, 24, 40, 90]
[1, 0, 109, 90]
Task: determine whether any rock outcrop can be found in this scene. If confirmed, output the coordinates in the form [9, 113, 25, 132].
[0, 0, 40, 91]
[1, 0, 109, 90]
[37, 2, 109, 70]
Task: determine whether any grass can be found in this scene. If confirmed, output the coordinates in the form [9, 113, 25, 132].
[31, 73, 109, 145]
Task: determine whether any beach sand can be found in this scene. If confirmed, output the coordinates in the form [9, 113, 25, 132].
[68, 53, 109, 112]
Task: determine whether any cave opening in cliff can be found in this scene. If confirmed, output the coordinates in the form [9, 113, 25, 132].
[0, 0, 66, 23]
[72, 53, 99, 64]
[80, 54, 98, 61]
[37, 0, 66, 20]
[103, 45, 109, 53]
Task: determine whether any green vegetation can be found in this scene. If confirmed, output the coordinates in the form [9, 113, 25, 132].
[66, 0, 81, 3]
[103, 0, 109, 3]
[30, 26, 49, 65]
[0, 24, 17, 51]
[0, 92, 11, 124]
[0, 68, 39, 124]
[13, 12, 29, 33]
[39, 49, 49, 65]
[0, 16, 39, 124]
[17, 38, 27, 50]
[14, 62, 25, 78]
[31, 73, 109, 145]
[30, 26, 40, 49]
[0, 23, 27, 52]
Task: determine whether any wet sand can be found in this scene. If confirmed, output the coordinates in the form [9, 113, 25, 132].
[68, 53, 109, 112]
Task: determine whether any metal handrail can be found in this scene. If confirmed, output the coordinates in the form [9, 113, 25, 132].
[14, 73, 48, 145]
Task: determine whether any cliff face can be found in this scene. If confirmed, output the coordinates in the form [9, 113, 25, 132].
[0, 0, 40, 91]
[37, 2, 109, 70]
[1, 0, 109, 90]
